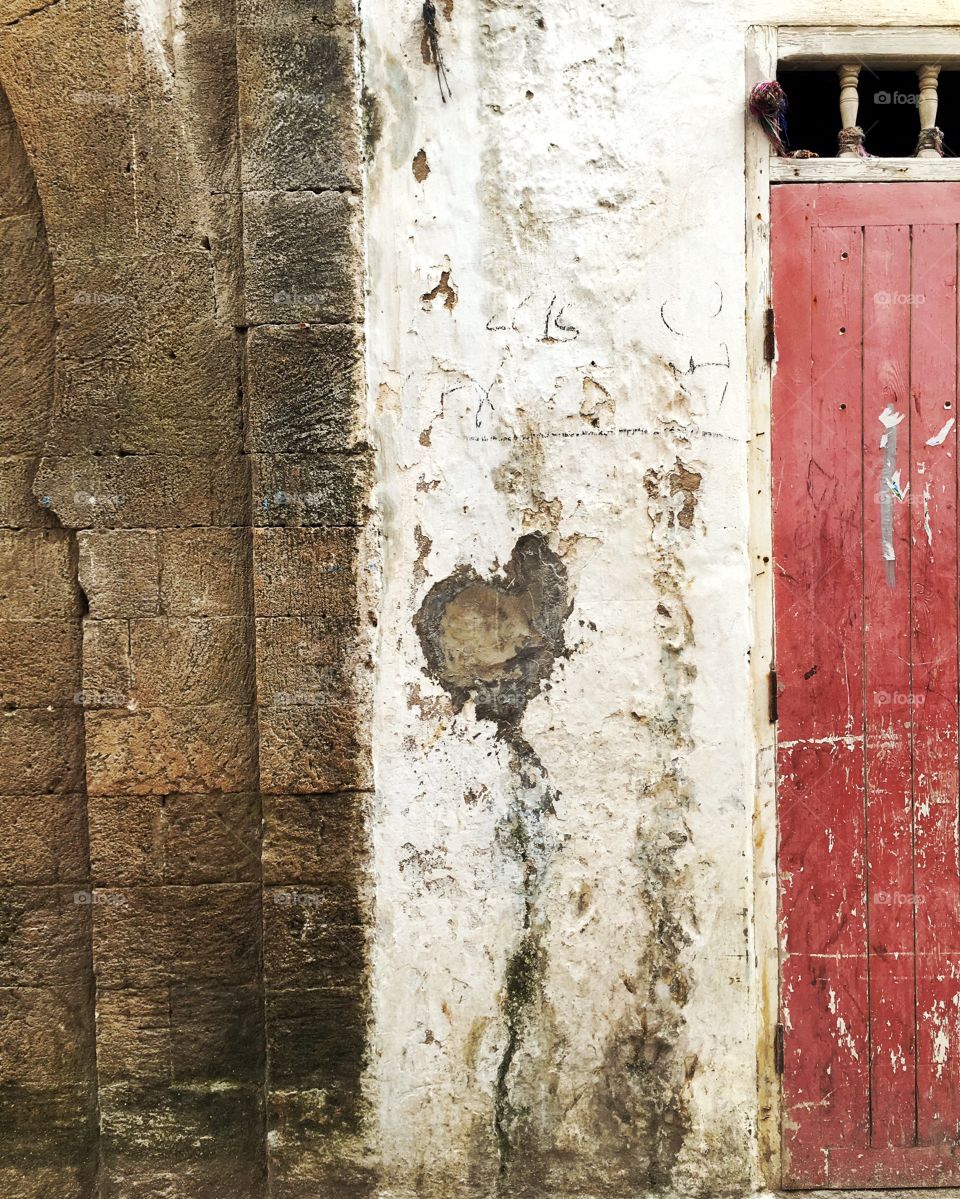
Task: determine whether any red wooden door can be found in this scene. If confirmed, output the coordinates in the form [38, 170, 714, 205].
[773, 183, 960, 1188]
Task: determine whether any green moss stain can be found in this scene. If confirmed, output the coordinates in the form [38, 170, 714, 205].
[494, 932, 544, 1173]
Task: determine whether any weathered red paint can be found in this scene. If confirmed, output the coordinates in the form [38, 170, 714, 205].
[772, 183, 960, 1188]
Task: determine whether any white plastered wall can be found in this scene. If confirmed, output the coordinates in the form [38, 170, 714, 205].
[362, 3, 958, 1195]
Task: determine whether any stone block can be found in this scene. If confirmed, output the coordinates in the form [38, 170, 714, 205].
[0, 530, 79, 619]
[0, 456, 51, 529]
[127, 617, 255, 707]
[79, 619, 131, 711]
[0, 302, 52, 457]
[93, 884, 261, 989]
[98, 1083, 265, 1199]
[46, 250, 240, 454]
[243, 190, 362, 325]
[159, 528, 251, 617]
[0, 794, 89, 885]
[0, 887, 93, 987]
[0, 620, 81, 707]
[266, 986, 366, 1092]
[238, 0, 357, 28]
[254, 616, 361, 706]
[239, 24, 360, 191]
[0, 989, 94, 1089]
[78, 530, 160, 618]
[253, 527, 361, 620]
[35, 455, 250, 529]
[85, 705, 257, 796]
[89, 793, 261, 886]
[262, 792, 368, 884]
[258, 700, 371, 794]
[253, 451, 373, 527]
[0, 708, 84, 794]
[0, 213, 49, 304]
[96, 984, 263, 1086]
[246, 322, 365, 454]
[264, 893, 365, 989]
[0, 1083, 97, 1196]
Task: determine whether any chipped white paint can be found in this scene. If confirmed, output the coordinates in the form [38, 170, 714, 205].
[927, 999, 952, 1079]
[779, 729, 900, 752]
[362, 1, 960, 1194]
[828, 988, 861, 1060]
[924, 480, 933, 545]
[836, 1016, 861, 1061]
[927, 416, 955, 446]
[880, 406, 905, 575]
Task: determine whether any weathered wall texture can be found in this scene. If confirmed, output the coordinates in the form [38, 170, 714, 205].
[362, 1, 958, 1197]
[1, 0, 957, 1196]
[0, 0, 372, 1195]
[364, 3, 754, 1190]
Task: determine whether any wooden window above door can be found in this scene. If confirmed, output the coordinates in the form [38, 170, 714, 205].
[761, 27, 960, 182]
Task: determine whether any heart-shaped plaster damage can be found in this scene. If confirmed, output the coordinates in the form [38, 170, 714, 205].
[414, 531, 571, 736]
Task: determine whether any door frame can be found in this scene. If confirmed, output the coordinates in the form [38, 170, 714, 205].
[745, 24, 960, 1190]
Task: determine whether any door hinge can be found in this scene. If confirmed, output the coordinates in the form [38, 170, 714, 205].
[764, 306, 776, 364]
[769, 669, 779, 724]
[774, 1022, 785, 1074]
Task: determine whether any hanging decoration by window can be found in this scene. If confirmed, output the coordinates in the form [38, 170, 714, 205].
[748, 81, 819, 158]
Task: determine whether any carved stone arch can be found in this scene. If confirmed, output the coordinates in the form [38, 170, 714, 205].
[0, 77, 98, 1197]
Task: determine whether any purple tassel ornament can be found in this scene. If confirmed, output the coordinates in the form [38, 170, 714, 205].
[748, 81, 819, 159]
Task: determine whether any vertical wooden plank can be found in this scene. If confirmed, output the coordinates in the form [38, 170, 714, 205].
[773, 187, 870, 1186]
[862, 223, 916, 1148]
[910, 221, 960, 1144]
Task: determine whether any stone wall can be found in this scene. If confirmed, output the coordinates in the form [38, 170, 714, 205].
[0, 0, 372, 1195]
[1, 1, 956, 1198]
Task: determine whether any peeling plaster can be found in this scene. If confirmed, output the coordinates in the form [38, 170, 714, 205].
[364, 0, 758, 1191]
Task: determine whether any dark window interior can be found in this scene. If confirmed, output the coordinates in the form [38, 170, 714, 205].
[777, 68, 960, 158]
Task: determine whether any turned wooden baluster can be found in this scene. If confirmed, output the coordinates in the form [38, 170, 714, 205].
[837, 64, 865, 157]
[916, 65, 943, 157]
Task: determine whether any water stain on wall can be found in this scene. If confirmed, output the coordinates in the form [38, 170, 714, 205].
[414, 532, 571, 1179]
